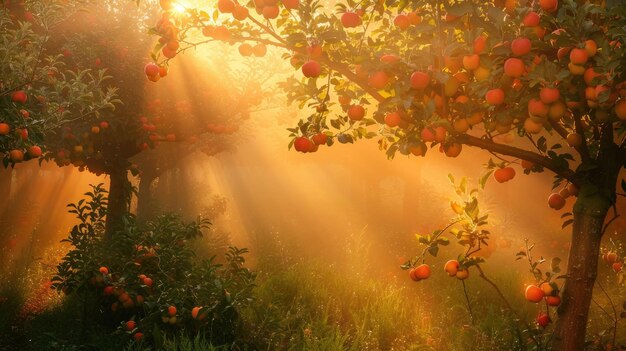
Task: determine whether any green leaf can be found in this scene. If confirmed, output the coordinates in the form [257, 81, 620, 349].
[417, 235, 429, 245]
[562, 219, 574, 229]
[479, 170, 494, 189]
[427, 245, 439, 257]
[537, 137, 547, 153]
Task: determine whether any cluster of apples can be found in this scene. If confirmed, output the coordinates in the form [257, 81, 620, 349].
[293, 133, 328, 153]
[547, 183, 579, 210]
[123, 320, 144, 341]
[217, 0, 250, 20]
[407, 260, 470, 282]
[408, 263, 431, 282]
[218, 0, 299, 21]
[168, 0, 322, 77]
[340, 8, 421, 29]
[97, 262, 186, 341]
[292, 25, 484, 153]
[542, 10, 626, 125]
[157, 0, 299, 60]
[2, 90, 43, 163]
[294, 3, 626, 154]
[443, 259, 470, 280]
[138, 108, 185, 147]
[53, 121, 110, 170]
[161, 305, 178, 325]
[99, 267, 148, 312]
[53, 111, 167, 174]
[201, 23, 232, 42]
[139, 115, 173, 146]
[238, 42, 267, 57]
[191, 306, 208, 321]
[525, 282, 561, 327]
[2, 0, 35, 22]
[153, 3, 181, 60]
[144, 62, 168, 82]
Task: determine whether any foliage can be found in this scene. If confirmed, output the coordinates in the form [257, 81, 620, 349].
[149, 0, 625, 178]
[50, 184, 256, 348]
[39, 0, 158, 174]
[404, 176, 569, 349]
[0, 1, 117, 164]
[404, 175, 492, 270]
[36, 0, 269, 177]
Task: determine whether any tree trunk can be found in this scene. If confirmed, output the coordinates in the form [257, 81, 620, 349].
[552, 190, 610, 351]
[136, 173, 156, 223]
[104, 168, 130, 240]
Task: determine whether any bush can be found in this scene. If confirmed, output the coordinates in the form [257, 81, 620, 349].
[49, 184, 256, 349]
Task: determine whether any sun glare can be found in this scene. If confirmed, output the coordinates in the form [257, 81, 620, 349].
[172, 3, 187, 13]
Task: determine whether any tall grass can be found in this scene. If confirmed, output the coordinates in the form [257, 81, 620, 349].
[4, 224, 626, 350]
[238, 228, 532, 351]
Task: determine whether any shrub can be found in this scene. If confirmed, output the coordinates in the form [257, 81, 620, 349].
[50, 184, 256, 348]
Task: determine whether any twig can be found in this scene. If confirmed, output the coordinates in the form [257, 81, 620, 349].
[525, 133, 546, 156]
[475, 264, 515, 313]
[417, 219, 462, 263]
[591, 296, 614, 320]
[461, 280, 474, 325]
[596, 279, 618, 347]
[602, 206, 620, 235]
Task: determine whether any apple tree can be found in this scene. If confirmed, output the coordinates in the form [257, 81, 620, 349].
[131, 48, 273, 221]
[40, 0, 262, 237]
[149, 0, 626, 349]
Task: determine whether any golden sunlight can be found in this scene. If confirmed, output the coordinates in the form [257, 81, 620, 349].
[1, 0, 625, 350]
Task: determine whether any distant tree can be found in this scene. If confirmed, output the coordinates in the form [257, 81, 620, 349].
[38, 1, 261, 237]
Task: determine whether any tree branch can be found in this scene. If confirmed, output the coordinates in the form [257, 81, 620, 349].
[245, 11, 288, 46]
[320, 57, 386, 103]
[475, 265, 516, 314]
[455, 134, 577, 182]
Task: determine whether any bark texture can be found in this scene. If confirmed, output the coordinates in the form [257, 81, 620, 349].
[104, 168, 130, 240]
[551, 207, 606, 351]
[135, 172, 156, 223]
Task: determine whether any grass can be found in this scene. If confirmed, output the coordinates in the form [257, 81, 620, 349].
[237, 258, 529, 351]
[234, 228, 534, 351]
[2, 226, 625, 350]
